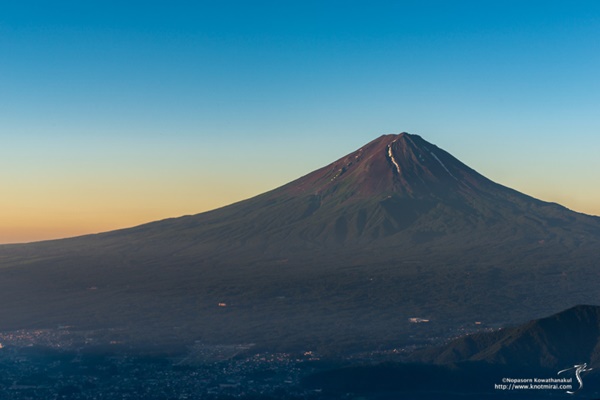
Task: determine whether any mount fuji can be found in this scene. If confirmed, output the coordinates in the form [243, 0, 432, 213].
[1, 133, 599, 353]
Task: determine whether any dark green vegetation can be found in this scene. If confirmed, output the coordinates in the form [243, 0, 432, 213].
[1, 133, 600, 355]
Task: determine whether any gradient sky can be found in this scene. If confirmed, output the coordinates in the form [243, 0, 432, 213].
[1, 1, 599, 243]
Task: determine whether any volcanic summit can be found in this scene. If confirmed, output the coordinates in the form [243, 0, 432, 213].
[1, 132, 599, 353]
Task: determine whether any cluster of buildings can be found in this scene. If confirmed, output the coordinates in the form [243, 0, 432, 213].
[0, 339, 330, 399]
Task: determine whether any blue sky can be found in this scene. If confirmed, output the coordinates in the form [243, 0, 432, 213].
[1, 1, 599, 243]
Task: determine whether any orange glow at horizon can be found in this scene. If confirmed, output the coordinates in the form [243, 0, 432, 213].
[2, 183, 599, 244]
[0, 180, 276, 244]
[0, 200, 233, 244]
[2, 135, 599, 245]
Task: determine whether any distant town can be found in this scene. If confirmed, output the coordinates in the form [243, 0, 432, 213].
[0, 324, 498, 399]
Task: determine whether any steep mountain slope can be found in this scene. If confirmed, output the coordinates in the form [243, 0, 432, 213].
[1, 133, 599, 353]
[115, 133, 600, 256]
[4, 133, 599, 256]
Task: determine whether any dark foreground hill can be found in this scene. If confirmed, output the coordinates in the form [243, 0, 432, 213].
[410, 304, 600, 369]
[1, 133, 600, 354]
[304, 306, 600, 399]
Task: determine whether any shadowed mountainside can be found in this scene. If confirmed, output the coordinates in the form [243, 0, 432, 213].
[1, 133, 600, 353]
[304, 306, 600, 398]
[410, 304, 600, 369]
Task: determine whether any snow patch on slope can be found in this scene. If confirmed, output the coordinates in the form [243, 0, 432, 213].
[387, 140, 401, 174]
[429, 151, 457, 180]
